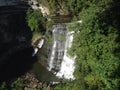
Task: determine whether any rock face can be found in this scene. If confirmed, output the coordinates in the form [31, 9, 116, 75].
[23, 72, 51, 90]
[28, 0, 50, 16]
[23, 72, 41, 89]
[32, 38, 45, 56]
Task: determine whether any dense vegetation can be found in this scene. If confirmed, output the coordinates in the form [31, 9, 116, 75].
[26, 8, 47, 41]
[26, 8, 46, 32]
[37, 0, 95, 15]
[0, 0, 120, 90]
[53, 0, 120, 90]
[0, 78, 23, 90]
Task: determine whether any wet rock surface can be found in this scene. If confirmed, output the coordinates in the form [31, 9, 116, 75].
[23, 72, 41, 89]
[22, 72, 53, 90]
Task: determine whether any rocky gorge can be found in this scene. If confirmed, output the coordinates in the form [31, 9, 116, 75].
[0, 0, 74, 89]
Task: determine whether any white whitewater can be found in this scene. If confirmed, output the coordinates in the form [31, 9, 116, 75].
[48, 29, 57, 71]
[32, 39, 44, 56]
[47, 25, 76, 80]
[32, 48, 38, 56]
[37, 39, 44, 48]
[56, 31, 76, 80]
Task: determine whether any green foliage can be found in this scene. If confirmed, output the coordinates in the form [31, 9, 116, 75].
[26, 8, 46, 32]
[38, 0, 91, 15]
[0, 78, 23, 90]
[1, 0, 119, 90]
[57, 35, 65, 41]
[46, 20, 55, 31]
[11, 78, 23, 90]
[46, 35, 52, 44]
[37, 0, 49, 7]
[67, 1, 120, 90]
[53, 80, 81, 90]
[49, 0, 59, 13]
[43, 86, 51, 90]
[0, 82, 8, 90]
[49, 0, 120, 89]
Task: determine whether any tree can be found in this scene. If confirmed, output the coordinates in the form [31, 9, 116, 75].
[26, 8, 46, 32]
[46, 20, 55, 31]
[0, 82, 8, 90]
[68, 0, 120, 90]
[10, 78, 23, 90]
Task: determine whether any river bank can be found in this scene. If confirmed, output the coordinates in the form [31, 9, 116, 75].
[22, 69, 61, 90]
[22, 72, 49, 90]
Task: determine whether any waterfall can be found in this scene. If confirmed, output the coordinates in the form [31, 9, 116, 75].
[48, 24, 76, 80]
[32, 48, 38, 56]
[48, 28, 57, 71]
[37, 39, 44, 48]
[48, 25, 67, 71]
[56, 31, 76, 80]
[32, 39, 44, 56]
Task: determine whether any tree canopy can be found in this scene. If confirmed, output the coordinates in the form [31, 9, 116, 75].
[53, 0, 120, 90]
[1, 0, 120, 89]
[26, 8, 46, 32]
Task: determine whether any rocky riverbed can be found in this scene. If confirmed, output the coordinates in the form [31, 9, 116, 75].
[22, 72, 51, 90]
[22, 71, 61, 90]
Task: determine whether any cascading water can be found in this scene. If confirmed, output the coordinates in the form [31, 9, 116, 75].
[48, 25, 67, 72]
[48, 24, 76, 80]
[56, 31, 76, 80]
[48, 28, 57, 71]
[32, 48, 38, 56]
[32, 38, 44, 56]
